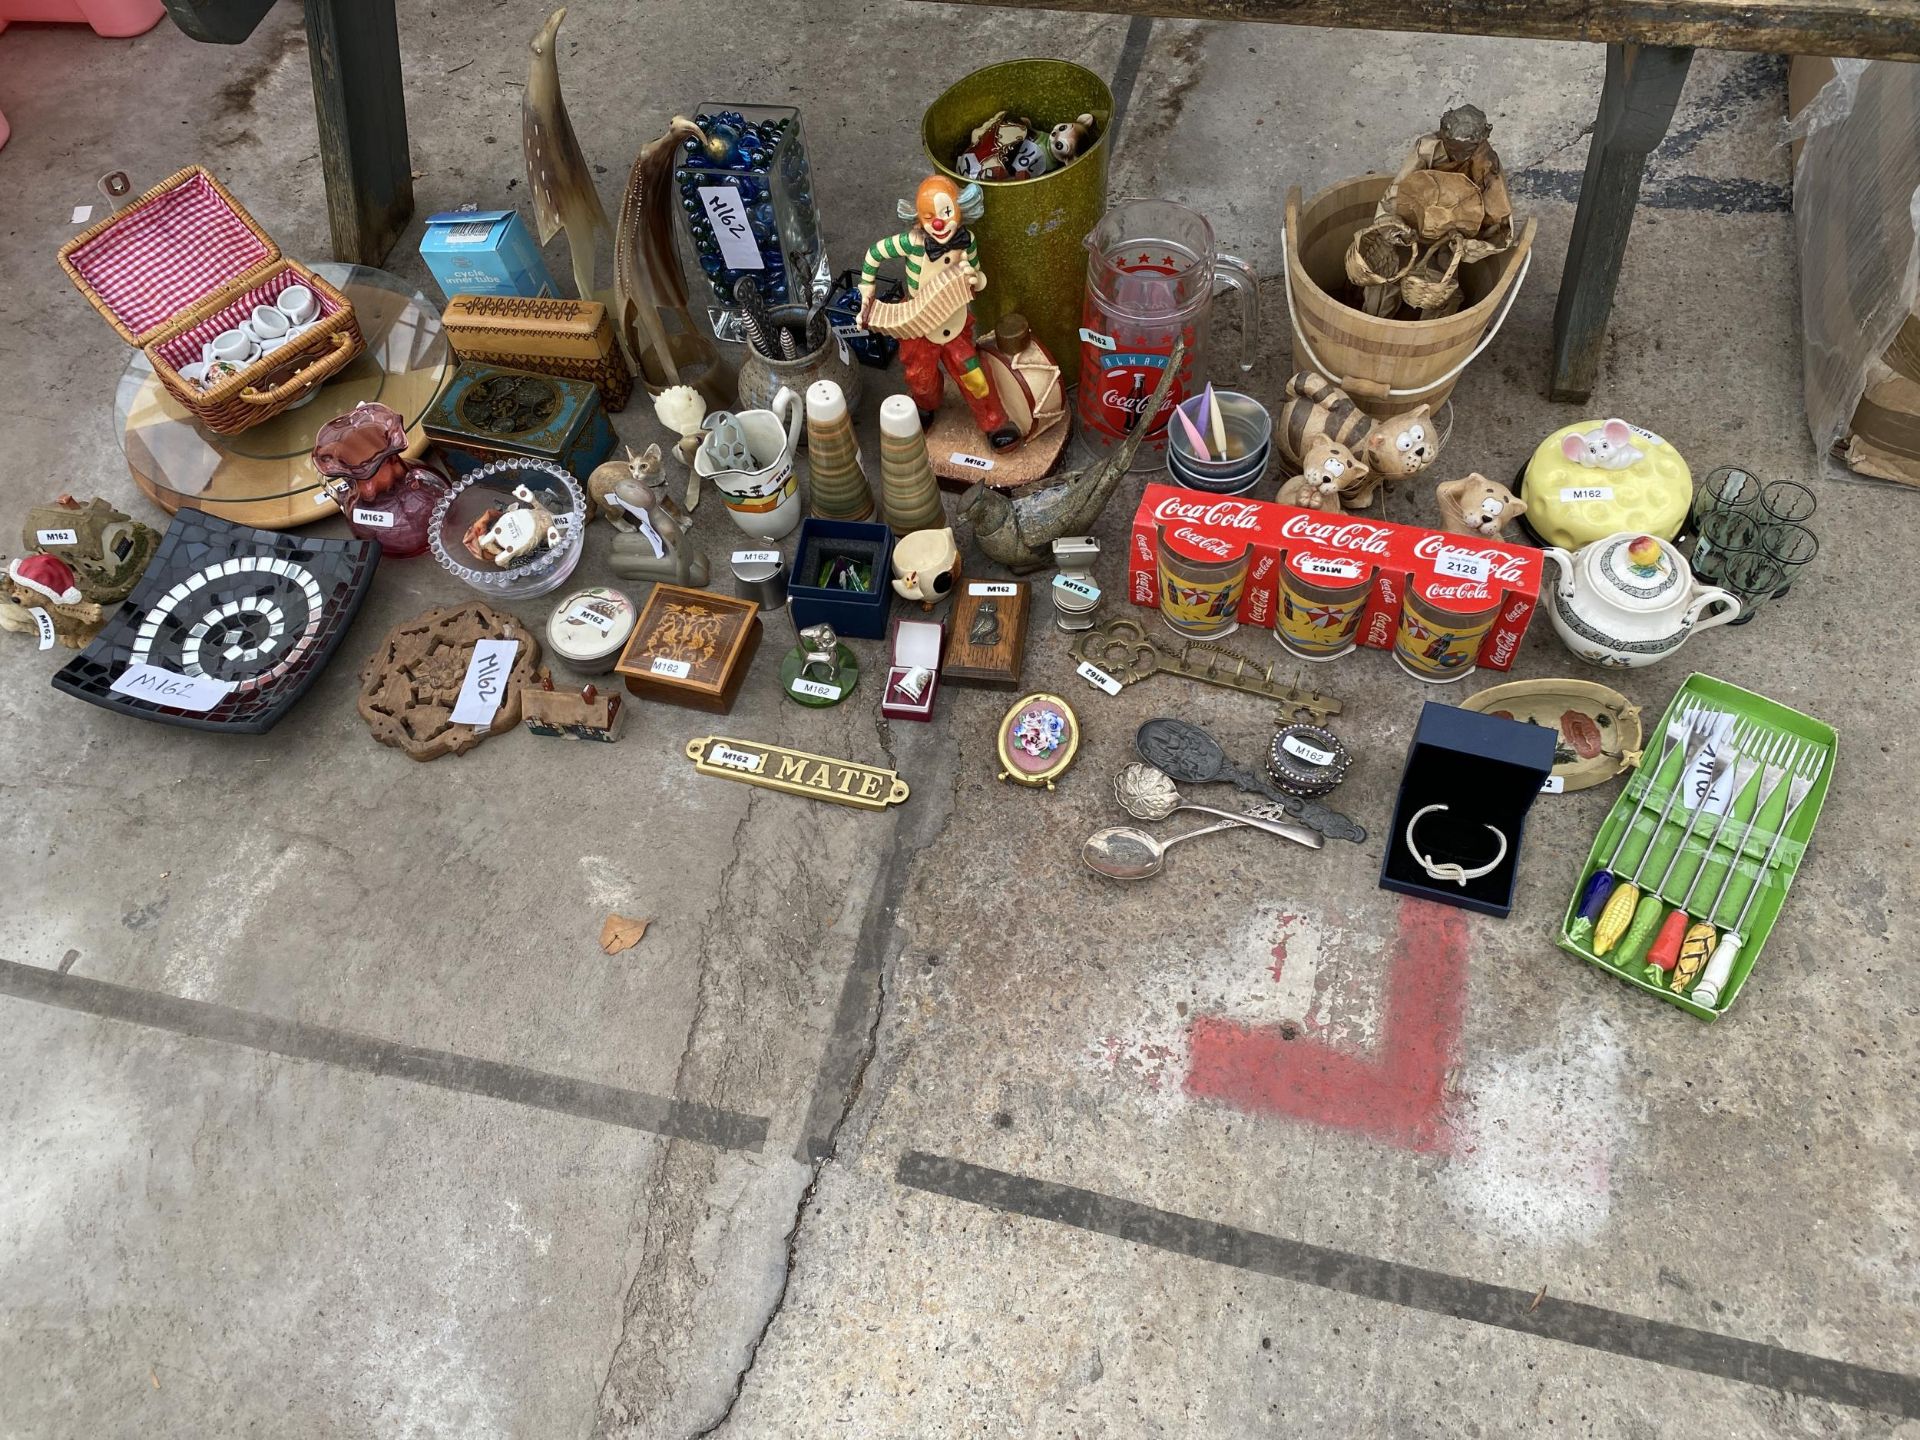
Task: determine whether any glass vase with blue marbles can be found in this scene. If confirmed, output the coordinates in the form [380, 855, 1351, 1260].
[677, 104, 829, 342]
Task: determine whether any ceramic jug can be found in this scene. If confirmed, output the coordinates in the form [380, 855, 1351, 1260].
[696, 387, 804, 540]
[1075, 199, 1258, 468]
[1540, 531, 1739, 669]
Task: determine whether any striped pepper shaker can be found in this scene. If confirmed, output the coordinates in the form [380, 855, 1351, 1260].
[877, 394, 945, 534]
[804, 380, 875, 521]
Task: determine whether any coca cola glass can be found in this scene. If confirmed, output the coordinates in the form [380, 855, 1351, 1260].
[1076, 200, 1259, 467]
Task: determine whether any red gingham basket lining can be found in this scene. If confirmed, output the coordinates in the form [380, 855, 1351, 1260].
[66, 171, 271, 338]
[156, 273, 339, 372]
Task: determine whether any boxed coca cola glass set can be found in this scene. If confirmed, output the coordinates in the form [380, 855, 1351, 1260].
[1128, 484, 1543, 682]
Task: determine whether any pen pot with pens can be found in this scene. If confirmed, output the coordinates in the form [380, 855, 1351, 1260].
[1165, 385, 1273, 495]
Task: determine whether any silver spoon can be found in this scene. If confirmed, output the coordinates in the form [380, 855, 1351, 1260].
[1082, 820, 1245, 880]
[1113, 764, 1323, 849]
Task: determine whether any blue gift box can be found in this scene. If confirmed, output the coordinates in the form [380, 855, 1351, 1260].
[789, 518, 894, 639]
[1379, 701, 1557, 918]
[419, 208, 555, 300]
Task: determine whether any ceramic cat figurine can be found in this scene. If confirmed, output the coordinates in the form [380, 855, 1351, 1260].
[1561, 418, 1645, 470]
[1436, 473, 1527, 540]
[603, 444, 711, 587]
[1276, 435, 1365, 512]
[1275, 372, 1436, 508]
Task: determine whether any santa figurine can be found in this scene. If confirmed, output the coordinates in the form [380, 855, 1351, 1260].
[7, 553, 82, 606]
[858, 177, 1019, 451]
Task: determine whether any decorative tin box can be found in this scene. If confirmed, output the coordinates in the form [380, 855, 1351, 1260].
[1379, 701, 1556, 918]
[789, 517, 894, 640]
[443, 294, 634, 412]
[419, 207, 555, 300]
[59, 166, 364, 435]
[422, 362, 616, 485]
[944, 579, 1029, 689]
[614, 584, 762, 713]
[882, 617, 945, 722]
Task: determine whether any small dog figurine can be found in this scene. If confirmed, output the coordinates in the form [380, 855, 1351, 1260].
[1560, 418, 1644, 471]
[1436, 474, 1527, 541]
[1276, 435, 1365, 512]
[797, 623, 841, 683]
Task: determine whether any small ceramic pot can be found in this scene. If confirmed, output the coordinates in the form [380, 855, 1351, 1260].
[547, 586, 637, 674]
[737, 307, 862, 442]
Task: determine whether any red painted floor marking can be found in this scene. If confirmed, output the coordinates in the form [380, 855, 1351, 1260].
[1184, 898, 1469, 1154]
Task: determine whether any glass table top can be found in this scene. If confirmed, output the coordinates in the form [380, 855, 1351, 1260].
[116, 264, 452, 528]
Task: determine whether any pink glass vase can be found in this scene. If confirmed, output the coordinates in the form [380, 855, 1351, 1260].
[312, 402, 448, 558]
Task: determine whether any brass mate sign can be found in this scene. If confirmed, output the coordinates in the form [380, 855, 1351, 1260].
[685, 736, 910, 810]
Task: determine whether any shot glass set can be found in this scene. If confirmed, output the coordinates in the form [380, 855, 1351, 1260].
[177, 284, 321, 390]
[1566, 704, 1828, 1010]
[1688, 468, 1819, 623]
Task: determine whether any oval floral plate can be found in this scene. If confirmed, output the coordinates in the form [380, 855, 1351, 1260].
[996, 692, 1080, 790]
[1461, 677, 1644, 792]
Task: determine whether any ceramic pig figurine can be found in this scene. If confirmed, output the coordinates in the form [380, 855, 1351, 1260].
[1436, 473, 1527, 541]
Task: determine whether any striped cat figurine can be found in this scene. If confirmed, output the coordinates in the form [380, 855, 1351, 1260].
[1275, 373, 1438, 509]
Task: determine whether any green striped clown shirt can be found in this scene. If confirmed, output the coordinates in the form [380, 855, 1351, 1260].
[860, 228, 979, 296]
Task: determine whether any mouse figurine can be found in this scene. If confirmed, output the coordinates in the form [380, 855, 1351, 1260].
[1436, 473, 1528, 541]
[1048, 113, 1097, 166]
[1561, 418, 1645, 471]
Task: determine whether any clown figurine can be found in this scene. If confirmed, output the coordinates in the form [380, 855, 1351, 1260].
[858, 177, 1019, 451]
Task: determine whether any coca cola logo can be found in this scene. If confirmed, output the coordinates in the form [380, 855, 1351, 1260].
[1279, 514, 1393, 555]
[1412, 534, 1528, 583]
[1424, 580, 1494, 605]
[1488, 628, 1519, 665]
[1103, 389, 1152, 415]
[1172, 524, 1235, 558]
[1152, 496, 1263, 529]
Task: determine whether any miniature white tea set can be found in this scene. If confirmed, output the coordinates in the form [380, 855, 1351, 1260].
[177, 284, 320, 390]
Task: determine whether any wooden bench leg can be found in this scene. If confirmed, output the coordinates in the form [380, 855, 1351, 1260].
[1548, 42, 1693, 403]
[305, 0, 414, 266]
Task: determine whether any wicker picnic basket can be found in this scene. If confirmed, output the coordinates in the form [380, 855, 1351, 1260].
[59, 167, 364, 434]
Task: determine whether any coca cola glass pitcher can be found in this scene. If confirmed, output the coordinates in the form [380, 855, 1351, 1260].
[1076, 200, 1259, 466]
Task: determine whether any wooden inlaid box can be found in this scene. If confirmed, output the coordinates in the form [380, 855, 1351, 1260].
[443, 293, 634, 412]
[614, 584, 762, 713]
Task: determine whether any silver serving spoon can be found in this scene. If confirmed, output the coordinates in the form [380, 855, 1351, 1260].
[1082, 820, 1245, 880]
[1113, 764, 1323, 849]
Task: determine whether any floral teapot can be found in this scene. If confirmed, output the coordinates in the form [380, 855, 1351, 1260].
[1540, 531, 1739, 669]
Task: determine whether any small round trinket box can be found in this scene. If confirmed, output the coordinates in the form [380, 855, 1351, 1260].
[1267, 723, 1351, 798]
[996, 692, 1080, 790]
[547, 587, 637, 674]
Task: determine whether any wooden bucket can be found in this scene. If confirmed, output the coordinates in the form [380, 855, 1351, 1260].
[1283, 177, 1535, 419]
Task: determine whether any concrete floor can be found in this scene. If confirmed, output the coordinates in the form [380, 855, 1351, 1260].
[0, 4, 1915, 1438]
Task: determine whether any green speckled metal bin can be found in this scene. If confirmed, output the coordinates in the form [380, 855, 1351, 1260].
[923, 59, 1112, 388]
